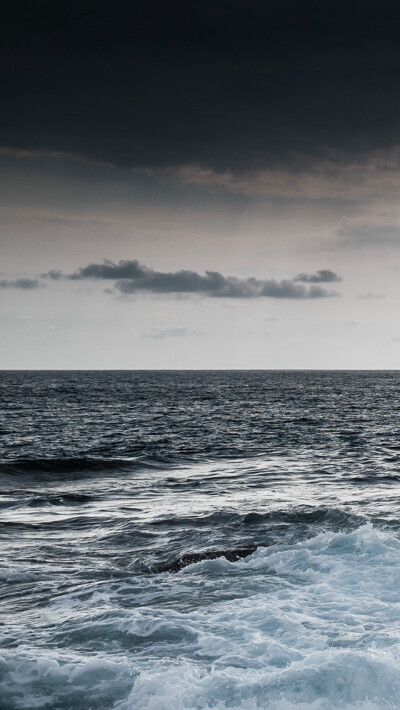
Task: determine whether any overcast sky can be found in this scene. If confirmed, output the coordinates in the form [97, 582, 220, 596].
[1, 0, 400, 368]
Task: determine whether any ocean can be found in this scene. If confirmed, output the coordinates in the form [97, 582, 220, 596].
[1, 370, 400, 709]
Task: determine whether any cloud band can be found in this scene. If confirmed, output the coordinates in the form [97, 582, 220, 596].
[52, 259, 341, 299]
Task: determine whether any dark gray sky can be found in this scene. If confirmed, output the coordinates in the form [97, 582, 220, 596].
[1, 0, 400, 368]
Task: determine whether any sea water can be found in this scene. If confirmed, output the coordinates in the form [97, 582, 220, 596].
[1, 370, 400, 709]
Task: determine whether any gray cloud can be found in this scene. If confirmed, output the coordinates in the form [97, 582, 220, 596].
[60, 259, 339, 299]
[0, 278, 42, 289]
[72, 260, 146, 281]
[142, 327, 201, 339]
[145, 149, 400, 201]
[358, 291, 385, 300]
[257, 281, 331, 299]
[333, 224, 400, 250]
[294, 269, 342, 284]
[0, 146, 112, 168]
[44, 269, 63, 280]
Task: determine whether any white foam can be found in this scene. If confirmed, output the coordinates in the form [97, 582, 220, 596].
[3, 525, 400, 709]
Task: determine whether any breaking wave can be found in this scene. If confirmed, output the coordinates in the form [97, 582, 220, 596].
[2, 525, 400, 709]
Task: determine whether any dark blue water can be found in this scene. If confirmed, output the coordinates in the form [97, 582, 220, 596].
[2, 371, 400, 709]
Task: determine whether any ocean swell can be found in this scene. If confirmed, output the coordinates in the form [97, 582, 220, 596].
[2, 525, 400, 709]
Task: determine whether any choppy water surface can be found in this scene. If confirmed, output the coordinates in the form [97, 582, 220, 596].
[1, 370, 400, 709]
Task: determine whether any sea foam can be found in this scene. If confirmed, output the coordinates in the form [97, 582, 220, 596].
[2, 525, 400, 709]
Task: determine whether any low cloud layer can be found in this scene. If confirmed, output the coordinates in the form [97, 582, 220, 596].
[294, 269, 342, 284]
[142, 327, 201, 339]
[0, 146, 111, 167]
[0, 278, 41, 289]
[49, 259, 340, 299]
[143, 147, 400, 201]
[336, 224, 400, 250]
[358, 291, 384, 300]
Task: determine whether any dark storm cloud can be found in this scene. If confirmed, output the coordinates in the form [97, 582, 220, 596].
[2, 0, 400, 172]
[0, 278, 42, 289]
[51, 259, 339, 298]
[294, 270, 342, 284]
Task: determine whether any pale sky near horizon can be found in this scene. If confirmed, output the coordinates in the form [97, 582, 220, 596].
[1, 1, 400, 369]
